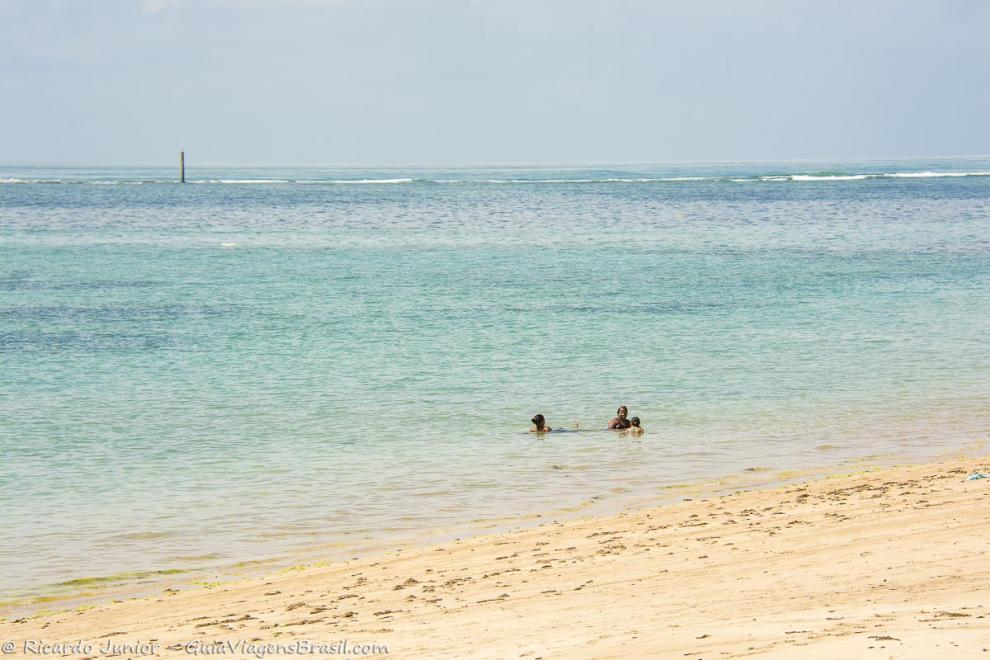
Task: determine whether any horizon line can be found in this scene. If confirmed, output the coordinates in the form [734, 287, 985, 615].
[2, 153, 989, 170]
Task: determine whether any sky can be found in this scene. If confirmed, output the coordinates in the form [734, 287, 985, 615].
[1, 0, 989, 166]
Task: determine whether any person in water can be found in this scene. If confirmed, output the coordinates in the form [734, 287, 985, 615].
[625, 416, 644, 436]
[607, 405, 632, 430]
[530, 414, 552, 433]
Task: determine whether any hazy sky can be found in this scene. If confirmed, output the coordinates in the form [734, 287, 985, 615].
[2, 0, 988, 165]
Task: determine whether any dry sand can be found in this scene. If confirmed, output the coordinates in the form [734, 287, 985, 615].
[3, 455, 989, 659]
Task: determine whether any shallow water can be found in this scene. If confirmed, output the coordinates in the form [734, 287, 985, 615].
[2, 159, 989, 600]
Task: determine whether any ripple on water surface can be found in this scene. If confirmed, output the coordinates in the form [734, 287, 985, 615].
[2, 161, 989, 603]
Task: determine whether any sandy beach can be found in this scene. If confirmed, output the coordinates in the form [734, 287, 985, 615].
[3, 455, 988, 659]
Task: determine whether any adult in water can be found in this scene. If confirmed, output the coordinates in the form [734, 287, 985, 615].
[607, 405, 632, 430]
[530, 414, 552, 433]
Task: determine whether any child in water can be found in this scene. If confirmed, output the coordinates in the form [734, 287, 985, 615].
[530, 414, 552, 433]
[625, 417, 644, 436]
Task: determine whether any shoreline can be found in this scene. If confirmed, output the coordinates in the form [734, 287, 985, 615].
[3, 453, 989, 657]
[3, 443, 978, 617]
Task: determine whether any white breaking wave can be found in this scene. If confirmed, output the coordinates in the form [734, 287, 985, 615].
[293, 178, 414, 184]
[790, 174, 871, 181]
[518, 179, 599, 183]
[194, 179, 291, 184]
[482, 176, 716, 184]
[883, 171, 990, 178]
[330, 178, 414, 184]
[737, 171, 990, 183]
[605, 176, 714, 182]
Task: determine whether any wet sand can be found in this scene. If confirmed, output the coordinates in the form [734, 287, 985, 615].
[3, 455, 988, 658]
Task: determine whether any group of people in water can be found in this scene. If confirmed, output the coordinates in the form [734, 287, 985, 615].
[530, 405, 644, 436]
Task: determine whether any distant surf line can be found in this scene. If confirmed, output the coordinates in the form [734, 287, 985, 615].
[1, 172, 989, 185]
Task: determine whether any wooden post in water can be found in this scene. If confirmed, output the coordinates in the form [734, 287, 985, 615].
[180, 150, 186, 183]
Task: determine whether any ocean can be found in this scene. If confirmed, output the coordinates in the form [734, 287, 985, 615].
[2, 159, 989, 603]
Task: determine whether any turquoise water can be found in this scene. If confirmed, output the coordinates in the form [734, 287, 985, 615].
[2, 160, 989, 600]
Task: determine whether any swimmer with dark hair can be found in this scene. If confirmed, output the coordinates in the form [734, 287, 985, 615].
[530, 414, 552, 433]
[625, 416, 644, 436]
[607, 405, 632, 430]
